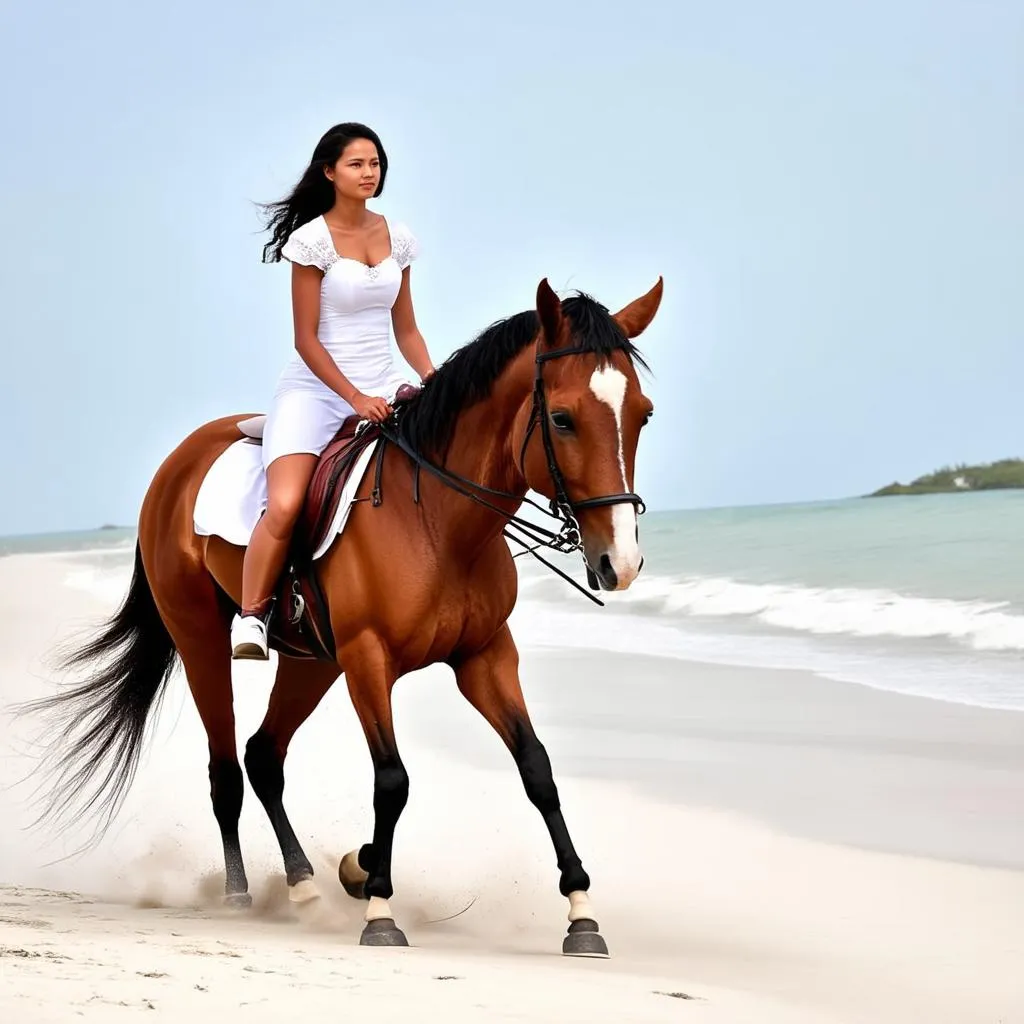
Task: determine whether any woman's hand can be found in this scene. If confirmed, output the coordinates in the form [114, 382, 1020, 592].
[350, 391, 393, 423]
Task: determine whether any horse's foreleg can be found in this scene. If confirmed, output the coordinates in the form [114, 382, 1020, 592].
[341, 636, 409, 947]
[244, 656, 338, 904]
[453, 624, 608, 958]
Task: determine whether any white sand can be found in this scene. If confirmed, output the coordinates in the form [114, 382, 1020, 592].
[2, 549, 1023, 1022]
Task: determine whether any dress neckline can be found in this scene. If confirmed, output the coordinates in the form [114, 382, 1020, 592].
[319, 214, 394, 270]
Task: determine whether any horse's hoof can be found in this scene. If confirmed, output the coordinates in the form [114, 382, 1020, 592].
[562, 919, 609, 958]
[288, 877, 320, 904]
[359, 918, 409, 947]
[224, 892, 252, 910]
[339, 850, 369, 900]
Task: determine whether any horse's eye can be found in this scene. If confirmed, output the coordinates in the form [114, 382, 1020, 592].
[550, 411, 575, 433]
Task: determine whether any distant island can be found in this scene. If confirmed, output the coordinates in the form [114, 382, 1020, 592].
[868, 458, 1024, 497]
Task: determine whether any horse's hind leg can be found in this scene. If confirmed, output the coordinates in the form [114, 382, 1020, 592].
[163, 601, 251, 907]
[244, 656, 338, 904]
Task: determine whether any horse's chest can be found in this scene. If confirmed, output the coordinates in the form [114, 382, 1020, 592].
[350, 535, 516, 668]
[399, 562, 515, 663]
[438, 574, 513, 649]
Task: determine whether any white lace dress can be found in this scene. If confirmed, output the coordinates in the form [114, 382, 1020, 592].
[260, 214, 419, 470]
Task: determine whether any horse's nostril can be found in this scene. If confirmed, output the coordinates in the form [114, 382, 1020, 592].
[598, 553, 618, 590]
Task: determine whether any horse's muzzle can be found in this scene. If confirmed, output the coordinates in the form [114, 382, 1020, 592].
[586, 552, 644, 592]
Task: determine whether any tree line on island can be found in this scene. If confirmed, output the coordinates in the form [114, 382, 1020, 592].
[869, 458, 1024, 496]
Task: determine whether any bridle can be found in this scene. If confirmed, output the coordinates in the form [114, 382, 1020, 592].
[374, 342, 647, 605]
[518, 344, 647, 549]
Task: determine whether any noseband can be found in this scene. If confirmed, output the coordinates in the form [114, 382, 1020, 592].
[518, 345, 647, 549]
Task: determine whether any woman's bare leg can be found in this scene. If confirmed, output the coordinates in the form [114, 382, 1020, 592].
[232, 453, 318, 659]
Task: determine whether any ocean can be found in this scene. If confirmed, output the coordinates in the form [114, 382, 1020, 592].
[3, 490, 1022, 711]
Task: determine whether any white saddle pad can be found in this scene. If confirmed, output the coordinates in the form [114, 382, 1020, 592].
[193, 424, 378, 561]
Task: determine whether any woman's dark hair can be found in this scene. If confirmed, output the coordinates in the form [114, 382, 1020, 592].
[259, 122, 389, 263]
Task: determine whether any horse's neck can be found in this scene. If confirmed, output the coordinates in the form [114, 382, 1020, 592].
[425, 350, 534, 554]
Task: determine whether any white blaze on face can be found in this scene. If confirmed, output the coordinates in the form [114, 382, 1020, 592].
[588, 365, 641, 585]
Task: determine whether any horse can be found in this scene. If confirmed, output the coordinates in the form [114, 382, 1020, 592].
[22, 276, 662, 957]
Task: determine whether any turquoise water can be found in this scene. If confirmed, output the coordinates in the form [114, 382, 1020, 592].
[0, 527, 136, 558]
[520, 490, 1024, 640]
[3, 491, 1023, 709]
[640, 490, 1024, 610]
[515, 490, 1024, 710]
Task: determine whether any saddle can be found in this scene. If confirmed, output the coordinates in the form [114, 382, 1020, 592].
[259, 385, 420, 662]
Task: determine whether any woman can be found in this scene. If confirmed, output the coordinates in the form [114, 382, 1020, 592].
[231, 122, 436, 660]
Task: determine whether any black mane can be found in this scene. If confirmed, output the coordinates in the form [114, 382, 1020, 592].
[396, 292, 648, 460]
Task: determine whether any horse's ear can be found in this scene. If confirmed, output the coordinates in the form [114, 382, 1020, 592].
[613, 277, 664, 339]
[536, 278, 566, 348]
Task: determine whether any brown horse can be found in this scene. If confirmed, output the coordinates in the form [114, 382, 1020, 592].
[23, 277, 662, 956]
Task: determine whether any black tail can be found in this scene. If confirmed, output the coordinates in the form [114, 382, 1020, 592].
[18, 541, 179, 848]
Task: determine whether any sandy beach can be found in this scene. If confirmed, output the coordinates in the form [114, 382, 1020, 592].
[2, 547, 1023, 1023]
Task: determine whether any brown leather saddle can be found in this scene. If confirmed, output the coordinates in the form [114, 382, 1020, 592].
[253, 384, 420, 662]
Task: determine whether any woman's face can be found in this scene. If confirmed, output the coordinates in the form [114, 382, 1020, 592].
[326, 138, 381, 200]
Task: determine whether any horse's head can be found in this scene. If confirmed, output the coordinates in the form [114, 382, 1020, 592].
[518, 278, 662, 592]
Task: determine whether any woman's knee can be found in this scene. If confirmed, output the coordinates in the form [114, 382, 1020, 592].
[264, 488, 306, 537]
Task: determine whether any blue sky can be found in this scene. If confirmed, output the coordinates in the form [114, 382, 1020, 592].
[0, 0, 1020, 535]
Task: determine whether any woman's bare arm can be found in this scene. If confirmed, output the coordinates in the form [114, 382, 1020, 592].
[391, 268, 435, 381]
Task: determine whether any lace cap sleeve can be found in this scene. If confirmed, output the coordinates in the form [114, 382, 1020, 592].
[281, 217, 336, 272]
[390, 222, 419, 271]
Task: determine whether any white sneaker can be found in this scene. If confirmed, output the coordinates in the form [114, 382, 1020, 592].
[231, 614, 269, 661]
